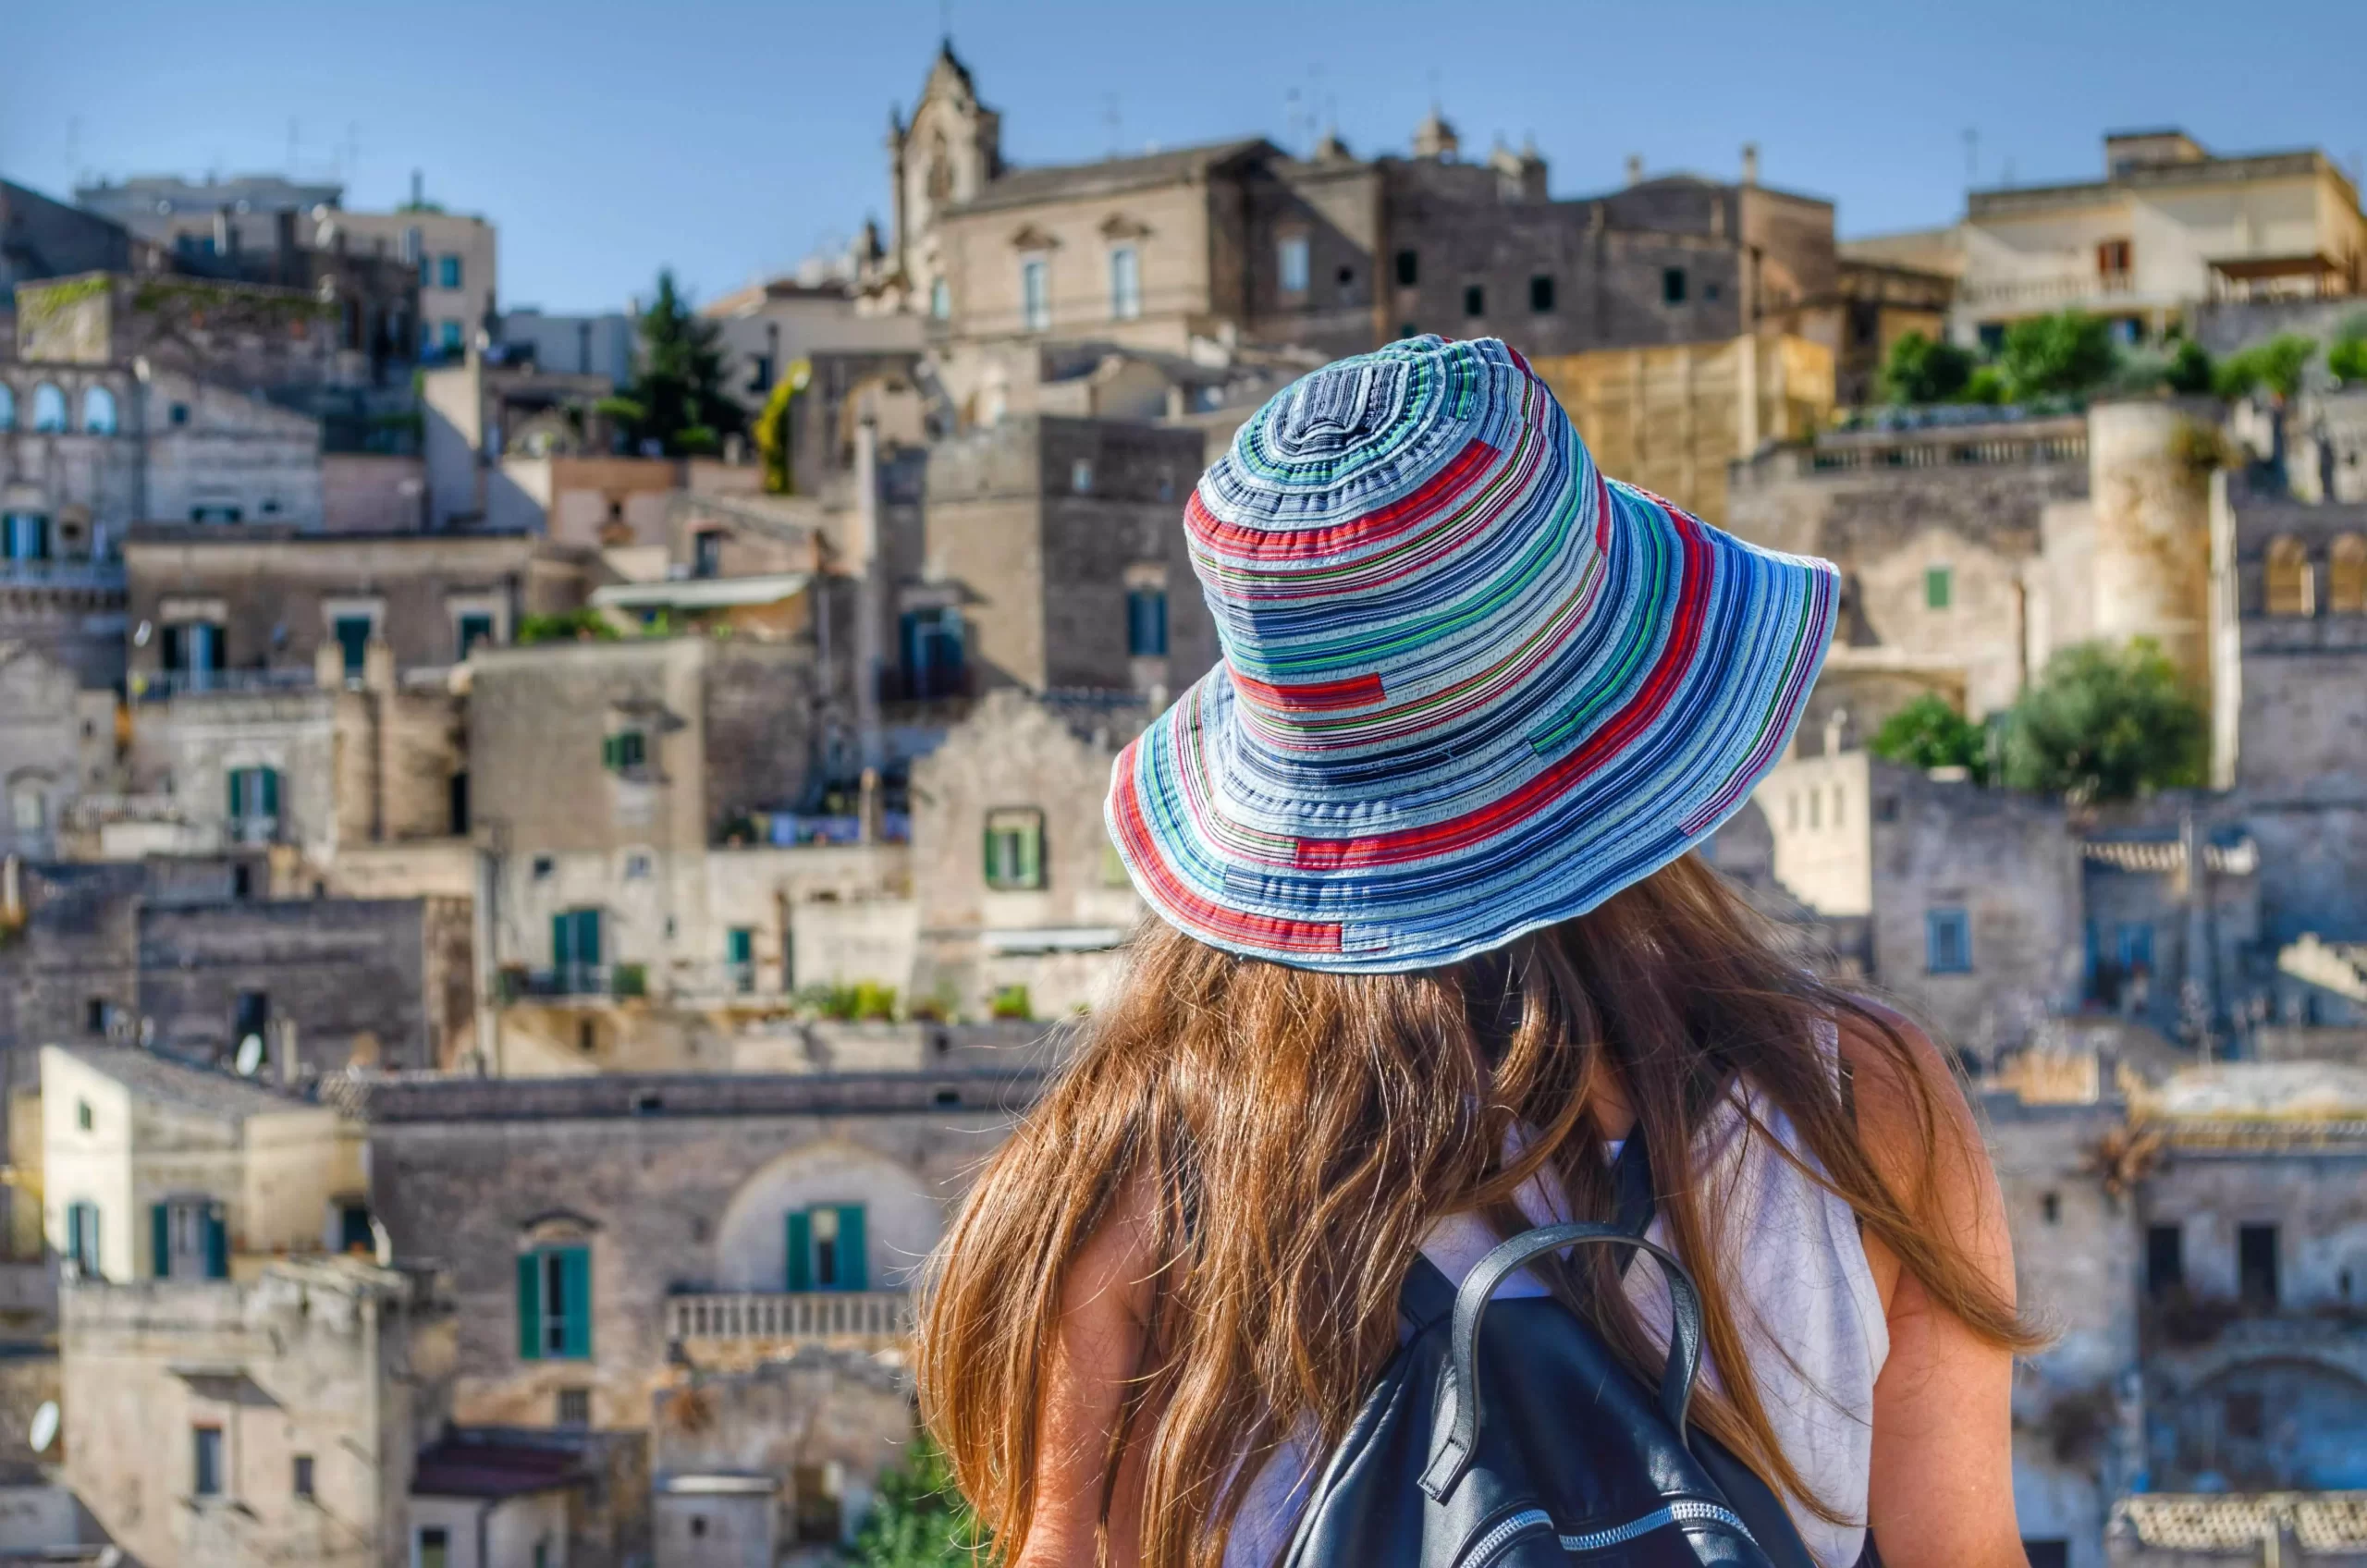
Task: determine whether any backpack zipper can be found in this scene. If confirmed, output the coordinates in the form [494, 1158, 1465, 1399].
[1468, 1500, 1760, 1564]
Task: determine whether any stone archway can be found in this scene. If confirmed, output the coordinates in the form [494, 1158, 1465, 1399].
[710, 1141, 941, 1294]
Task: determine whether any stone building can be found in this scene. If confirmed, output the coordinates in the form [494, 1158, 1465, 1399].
[61, 1256, 455, 1568]
[868, 44, 1842, 424]
[1950, 130, 2365, 350]
[353, 1062, 1043, 1547]
[0, 644, 120, 860]
[0, 179, 147, 290]
[919, 413, 1215, 698]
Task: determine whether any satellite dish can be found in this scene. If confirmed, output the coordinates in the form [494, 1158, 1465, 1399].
[370, 1217, 394, 1268]
[234, 1034, 265, 1076]
[28, 1401, 57, 1456]
[133, 619, 153, 648]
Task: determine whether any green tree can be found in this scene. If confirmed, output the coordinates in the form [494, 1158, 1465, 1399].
[1868, 694, 1990, 780]
[1998, 311, 2120, 402]
[849, 1432, 978, 1568]
[2164, 337, 2215, 395]
[2214, 333, 2316, 402]
[516, 608, 619, 644]
[615, 270, 742, 457]
[1998, 640, 2206, 803]
[2326, 321, 2367, 387]
[1879, 332, 1976, 405]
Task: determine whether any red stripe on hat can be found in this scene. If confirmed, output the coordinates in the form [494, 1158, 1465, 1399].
[1111, 741, 1346, 955]
[1229, 668, 1385, 713]
[1294, 493, 1713, 871]
[1185, 437, 1498, 562]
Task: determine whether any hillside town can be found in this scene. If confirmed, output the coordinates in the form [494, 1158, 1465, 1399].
[2, 39, 2367, 1568]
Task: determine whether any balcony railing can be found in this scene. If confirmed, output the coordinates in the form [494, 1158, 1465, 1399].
[129, 668, 318, 703]
[1957, 270, 2139, 309]
[0, 558, 127, 591]
[501, 963, 649, 1001]
[666, 1290, 913, 1346]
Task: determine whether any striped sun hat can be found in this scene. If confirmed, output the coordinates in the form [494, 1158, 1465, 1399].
[1104, 335, 1838, 974]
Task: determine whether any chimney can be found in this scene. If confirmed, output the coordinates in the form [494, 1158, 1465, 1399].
[1625, 154, 1644, 187]
[1741, 143, 1760, 187]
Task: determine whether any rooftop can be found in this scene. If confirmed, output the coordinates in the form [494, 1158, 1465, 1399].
[49, 1044, 311, 1121]
[413, 1433, 587, 1500]
[333, 1063, 1052, 1124]
[948, 138, 1276, 216]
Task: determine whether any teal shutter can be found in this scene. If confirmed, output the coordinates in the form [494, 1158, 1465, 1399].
[552, 913, 570, 969]
[982, 825, 999, 885]
[151, 1203, 169, 1279]
[516, 1252, 542, 1361]
[580, 913, 601, 968]
[1023, 822, 1042, 888]
[837, 1206, 866, 1292]
[227, 770, 244, 820]
[558, 1246, 592, 1359]
[259, 768, 280, 818]
[203, 1207, 227, 1280]
[786, 1209, 812, 1292]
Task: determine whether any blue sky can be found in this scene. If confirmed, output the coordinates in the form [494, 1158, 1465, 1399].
[6, 0, 2362, 312]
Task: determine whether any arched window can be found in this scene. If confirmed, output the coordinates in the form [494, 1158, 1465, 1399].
[30, 384, 67, 435]
[2264, 535, 2314, 617]
[80, 386, 118, 436]
[2330, 534, 2367, 616]
[0, 385, 15, 432]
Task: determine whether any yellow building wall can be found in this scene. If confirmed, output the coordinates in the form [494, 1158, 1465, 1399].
[1528, 334, 1834, 527]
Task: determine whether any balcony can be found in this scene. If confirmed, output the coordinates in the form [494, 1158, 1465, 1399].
[500, 963, 649, 1001]
[0, 557, 127, 592]
[1957, 270, 2140, 311]
[665, 1290, 912, 1349]
[129, 668, 318, 703]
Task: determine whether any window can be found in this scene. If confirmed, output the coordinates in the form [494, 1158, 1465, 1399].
[1, 510, 48, 563]
[1925, 907, 1972, 974]
[9, 779, 44, 834]
[1278, 235, 1310, 295]
[899, 606, 967, 699]
[2146, 1223, 2184, 1299]
[417, 1526, 450, 1568]
[2116, 922, 2154, 974]
[1071, 459, 1094, 494]
[456, 612, 495, 659]
[1703, 281, 1722, 302]
[337, 1201, 374, 1255]
[190, 504, 242, 523]
[2040, 1191, 2061, 1225]
[438, 320, 463, 352]
[747, 353, 774, 394]
[76, 1097, 92, 1130]
[232, 864, 253, 900]
[192, 1426, 224, 1498]
[81, 386, 119, 435]
[235, 990, 268, 1045]
[1109, 245, 1141, 321]
[1924, 565, 1952, 611]
[0, 385, 12, 431]
[2096, 239, 2132, 278]
[601, 729, 647, 771]
[2022, 1544, 2069, 1568]
[786, 1204, 867, 1291]
[2330, 534, 2367, 615]
[438, 254, 462, 289]
[1463, 284, 1485, 318]
[170, 401, 190, 426]
[66, 1201, 102, 1277]
[227, 766, 281, 836]
[333, 614, 374, 677]
[692, 531, 724, 580]
[162, 620, 227, 680]
[2265, 535, 2313, 617]
[531, 854, 554, 880]
[2238, 1223, 2279, 1308]
[516, 1243, 592, 1360]
[152, 1197, 228, 1280]
[1126, 588, 1169, 656]
[1020, 256, 1050, 332]
[1393, 249, 1418, 288]
[84, 998, 106, 1035]
[552, 909, 603, 991]
[623, 852, 651, 880]
[1529, 275, 1556, 312]
[31, 384, 66, 434]
[928, 277, 951, 320]
[292, 1454, 314, 1500]
[984, 807, 1046, 890]
[726, 927, 754, 993]
[556, 1388, 592, 1429]
[1662, 268, 1687, 306]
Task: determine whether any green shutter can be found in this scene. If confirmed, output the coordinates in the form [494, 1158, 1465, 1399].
[558, 1245, 592, 1359]
[982, 825, 1000, 886]
[516, 1252, 542, 1361]
[151, 1203, 169, 1279]
[1021, 822, 1042, 888]
[203, 1207, 228, 1280]
[227, 770, 244, 820]
[837, 1206, 866, 1292]
[552, 913, 570, 968]
[259, 768, 280, 819]
[579, 912, 601, 968]
[786, 1209, 812, 1292]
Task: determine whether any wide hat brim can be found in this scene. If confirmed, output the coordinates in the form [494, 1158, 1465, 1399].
[1106, 474, 1836, 974]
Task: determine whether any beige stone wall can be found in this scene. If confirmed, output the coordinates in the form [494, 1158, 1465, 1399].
[1752, 751, 1874, 917]
[1528, 333, 1834, 528]
[321, 453, 425, 533]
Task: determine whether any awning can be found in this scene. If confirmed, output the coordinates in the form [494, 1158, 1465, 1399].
[982, 926, 1130, 955]
[591, 573, 811, 612]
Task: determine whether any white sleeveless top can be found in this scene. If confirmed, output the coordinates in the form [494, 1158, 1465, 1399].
[1223, 1047, 1889, 1568]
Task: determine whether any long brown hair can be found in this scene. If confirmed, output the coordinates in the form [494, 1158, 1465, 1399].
[918, 853, 2039, 1566]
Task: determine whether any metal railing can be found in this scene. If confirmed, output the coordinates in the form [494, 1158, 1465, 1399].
[666, 1290, 913, 1345]
[129, 668, 318, 703]
[1803, 434, 2088, 474]
[0, 558, 127, 591]
[502, 964, 649, 1001]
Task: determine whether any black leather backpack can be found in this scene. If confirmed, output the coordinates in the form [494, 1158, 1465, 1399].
[1279, 1133, 1822, 1568]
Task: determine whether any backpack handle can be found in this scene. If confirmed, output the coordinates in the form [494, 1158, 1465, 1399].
[1417, 1222, 1705, 1501]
